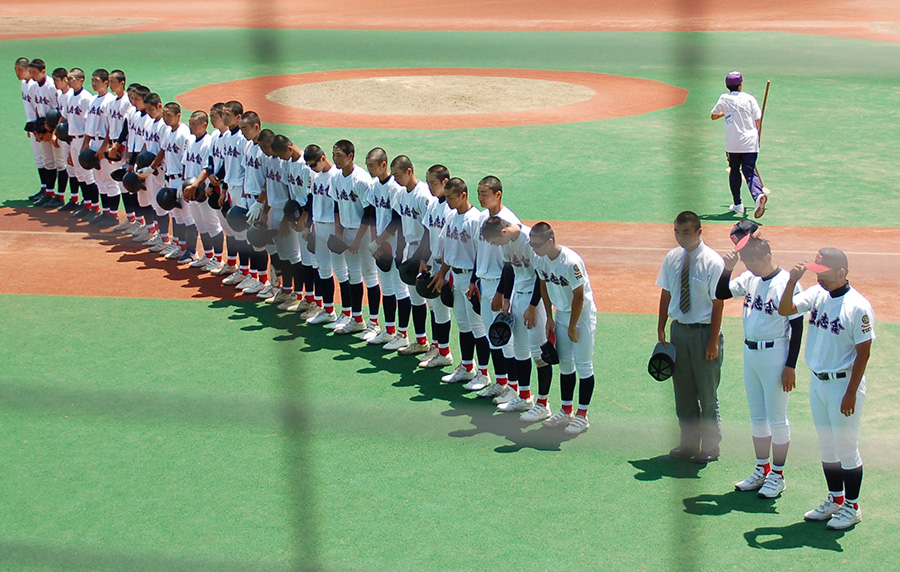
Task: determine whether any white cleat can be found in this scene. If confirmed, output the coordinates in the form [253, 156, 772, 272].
[476, 382, 506, 399]
[327, 314, 351, 331]
[164, 246, 185, 260]
[399, 342, 430, 356]
[417, 346, 439, 367]
[307, 310, 337, 325]
[209, 262, 233, 276]
[242, 280, 265, 295]
[190, 256, 212, 269]
[497, 395, 534, 412]
[256, 283, 276, 299]
[564, 415, 590, 435]
[542, 410, 574, 429]
[757, 471, 785, 499]
[367, 329, 394, 345]
[463, 372, 491, 391]
[300, 305, 322, 321]
[113, 219, 133, 232]
[735, 465, 768, 492]
[276, 294, 298, 310]
[267, 290, 291, 305]
[804, 494, 843, 521]
[520, 403, 552, 424]
[358, 322, 380, 341]
[826, 502, 861, 530]
[235, 275, 256, 290]
[729, 203, 745, 216]
[422, 352, 453, 369]
[132, 228, 152, 242]
[383, 333, 410, 351]
[492, 385, 518, 405]
[441, 363, 476, 384]
[222, 270, 245, 286]
[335, 319, 367, 335]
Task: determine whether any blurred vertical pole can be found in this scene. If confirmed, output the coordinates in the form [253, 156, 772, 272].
[245, 6, 320, 571]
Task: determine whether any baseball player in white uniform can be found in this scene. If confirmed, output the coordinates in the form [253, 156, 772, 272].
[264, 134, 305, 307]
[236, 112, 272, 295]
[428, 177, 492, 389]
[365, 148, 411, 347]
[135, 92, 170, 250]
[282, 139, 319, 313]
[81, 69, 117, 222]
[16, 57, 46, 202]
[779, 248, 875, 530]
[304, 144, 343, 325]
[94, 70, 131, 228]
[27, 59, 60, 207]
[49, 66, 74, 209]
[471, 176, 521, 402]
[62, 69, 97, 220]
[711, 70, 765, 218]
[716, 234, 804, 498]
[122, 84, 152, 239]
[181, 110, 224, 270]
[528, 222, 597, 435]
[480, 217, 553, 420]
[152, 102, 194, 262]
[329, 140, 381, 337]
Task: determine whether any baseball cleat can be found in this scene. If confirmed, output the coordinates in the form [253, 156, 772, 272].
[729, 203, 744, 216]
[33, 194, 52, 206]
[826, 503, 861, 530]
[164, 247, 185, 260]
[131, 227, 150, 242]
[542, 410, 574, 429]
[235, 275, 256, 290]
[177, 253, 199, 265]
[300, 305, 322, 321]
[282, 297, 306, 312]
[463, 372, 491, 391]
[147, 241, 168, 253]
[189, 256, 212, 268]
[28, 189, 45, 201]
[358, 323, 381, 342]
[492, 385, 517, 405]
[520, 403, 552, 424]
[335, 319, 367, 335]
[804, 494, 843, 521]
[57, 200, 79, 213]
[754, 194, 767, 218]
[241, 280, 265, 295]
[497, 395, 534, 412]
[143, 236, 163, 250]
[307, 310, 337, 325]
[367, 329, 394, 345]
[222, 270, 245, 286]
[757, 471, 785, 499]
[274, 293, 297, 308]
[442, 364, 476, 384]
[209, 262, 234, 276]
[476, 382, 506, 399]
[113, 219, 134, 232]
[43, 196, 63, 209]
[417, 346, 439, 366]
[423, 352, 453, 369]
[383, 333, 410, 351]
[70, 204, 88, 218]
[564, 415, 590, 435]
[327, 314, 351, 331]
[266, 290, 290, 305]
[399, 342, 430, 356]
[735, 465, 768, 491]
[256, 283, 276, 299]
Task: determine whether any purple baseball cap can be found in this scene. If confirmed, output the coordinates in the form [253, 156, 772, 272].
[726, 71, 743, 88]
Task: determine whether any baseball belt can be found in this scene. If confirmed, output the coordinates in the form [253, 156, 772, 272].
[815, 371, 848, 381]
[744, 340, 775, 350]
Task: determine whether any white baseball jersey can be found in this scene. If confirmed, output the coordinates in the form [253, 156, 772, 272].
[502, 224, 539, 292]
[126, 109, 147, 154]
[311, 165, 339, 224]
[285, 155, 313, 207]
[423, 198, 451, 260]
[533, 245, 597, 314]
[63, 87, 94, 137]
[329, 164, 371, 229]
[85, 92, 115, 150]
[30, 77, 58, 118]
[57, 87, 72, 121]
[266, 155, 290, 209]
[22, 79, 35, 121]
[793, 285, 875, 373]
[656, 240, 725, 324]
[161, 122, 191, 176]
[396, 180, 434, 248]
[241, 141, 267, 197]
[437, 205, 481, 270]
[142, 116, 165, 154]
[183, 132, 212, 180]
[728, 269, 802, 341]
[366, 175, 401, 235]
[221, 127, 247, 187]
[711, 91, 761, 153]
[207, 129, 225, 174]
[106, 94, 132, 143]
[475, 206, 521, 279]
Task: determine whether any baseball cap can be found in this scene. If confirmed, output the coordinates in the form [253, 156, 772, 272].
[729, 220, 759, 251]
[805, 247, 848, 273]
[726, 70, 743, 88]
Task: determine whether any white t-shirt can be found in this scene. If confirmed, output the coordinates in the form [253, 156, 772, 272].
[475, 206, 521, 280]
[126, 109, 146, 154]
[106, 94, 132, 143]
[329, 164, 371, 229]
[793, 285, 875, 373]
[656, 240, 724, 325]
[533, 245, 597, 314]
[437, 205, 481, 270]
[729, 268, 801, 341]
[711, 90, 762, 153]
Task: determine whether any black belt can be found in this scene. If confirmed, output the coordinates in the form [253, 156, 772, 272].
[675, 321, 709, 329]
[816, 371, 847, 381]
[745, 340, 775, 350]
[451, 267, 472, 274]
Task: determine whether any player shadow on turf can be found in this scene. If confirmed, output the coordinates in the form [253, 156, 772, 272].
[628, 455, 707, 481]
[744, 521, 846, 552]
[699, 210, 759, 223]
[682, 491, 777, 516]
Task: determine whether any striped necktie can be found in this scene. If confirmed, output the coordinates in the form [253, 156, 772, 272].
[679, 250, 691, 314]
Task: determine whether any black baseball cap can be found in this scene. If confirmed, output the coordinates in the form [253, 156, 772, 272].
[806, 248, 848, 273]
[729, 220, 759, 251]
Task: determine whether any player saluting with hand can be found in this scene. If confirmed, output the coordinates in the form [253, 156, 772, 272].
[778, 247, 875, 530]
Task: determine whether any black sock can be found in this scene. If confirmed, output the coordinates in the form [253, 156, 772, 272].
[108, 193, 120, 213]
[490, 348, 507, 377]
[212, 233, 224, 258]
[383, 294, 397, 324]
[843, 466, 863, 501]
[56, 170, 68, 196]
[560, 372, 577, 403]
[517, 359, 532, 389]
[339, 280, 352, 315]
[367, 284, 381, 318]
[411, 303, 427, 339]
[350, 282, 364, 315]
[184, 224, 198, 255]
[475, 336, 490, 368]
[397, 296, 411, 330]
[460, 331, 476, 362]
[823, 462, 844, 494]
[537, 364, 553, 396]
[435, 320, 451, 345]
[302, 264, 315, 294]
[578, 375, 595, 408]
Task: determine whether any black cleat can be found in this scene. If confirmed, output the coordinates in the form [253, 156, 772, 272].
[57, 200, 78, 212]
[43, 197, 63, 209]
[71, 204, 88, 218]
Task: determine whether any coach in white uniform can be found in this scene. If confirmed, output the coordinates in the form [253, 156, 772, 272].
[780, 247, 875, 530]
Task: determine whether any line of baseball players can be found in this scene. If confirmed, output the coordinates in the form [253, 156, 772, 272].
[15, 58, 599, 437]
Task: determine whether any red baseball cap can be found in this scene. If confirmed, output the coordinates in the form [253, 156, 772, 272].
[806, 248, 848, 273]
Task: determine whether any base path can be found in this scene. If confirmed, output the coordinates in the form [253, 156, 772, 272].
[3, 208, 897, 321]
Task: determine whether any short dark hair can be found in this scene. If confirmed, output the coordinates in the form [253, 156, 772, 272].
[133, 85, 151, 99]
[210, 102, 225, 116]
[258, 129, 275, 145]
[28, 59, 46, 70]
[530, 221, 555, 245]
[390, 155, 413, 172]
[92, 69, 109, 82]
[444, 177, 467, 197]
[366, 147, 387, 164]
[271, 134, 291, 153]
[163, 102, 181, 115]
[240, 110, 261, 126]
[190, 110, 209, 124]
[481, 215, 510, 242]
[674, 210, 701, 230]
[427, 164, 450, 181]
[110, 69, 126, 84]
[15, 57, 30, 67]
[333, 139, 354, 156]
[224, 100, 244, 116]
[143, 92, 162, 107]
[478, 175, 502, 193]
[51, 67, 68, 80]
[739, 237, 771, 261]
[69, 68, 85, 81]
[304, 144, 325, 164]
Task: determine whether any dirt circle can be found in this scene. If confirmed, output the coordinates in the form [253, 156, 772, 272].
[266, 75, 596, 115]
[177, 68, 688, 130]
